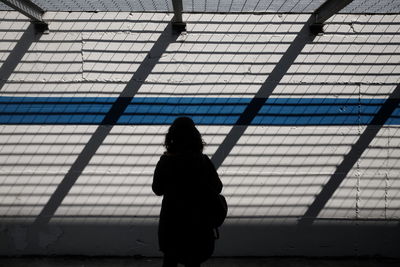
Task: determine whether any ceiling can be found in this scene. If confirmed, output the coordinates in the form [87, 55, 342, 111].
[0, 0, 399, 13]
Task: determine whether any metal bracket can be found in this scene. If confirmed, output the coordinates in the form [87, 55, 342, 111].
[0, 0, 48, 33]
[172, 21, 186, 33]
[310, 0, 354, 35]
[309, 22, 324, 35]
[171, 0, 186, 33]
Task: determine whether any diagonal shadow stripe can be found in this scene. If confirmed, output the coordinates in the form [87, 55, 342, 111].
[211, 15, 316, 169]
[0, 23, 41, 90]
[298, 84, 400, 226]
[33, 21, 179, 226]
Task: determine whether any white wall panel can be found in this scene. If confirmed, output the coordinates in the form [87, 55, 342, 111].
[0, 11, 400, 256]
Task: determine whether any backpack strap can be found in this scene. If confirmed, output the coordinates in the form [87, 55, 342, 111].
[214, 227, 220, 240]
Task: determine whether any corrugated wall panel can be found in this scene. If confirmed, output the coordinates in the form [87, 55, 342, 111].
[0, 11, 399, 256]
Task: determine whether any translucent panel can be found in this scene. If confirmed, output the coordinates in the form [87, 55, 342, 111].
[0, 0, 399, 13]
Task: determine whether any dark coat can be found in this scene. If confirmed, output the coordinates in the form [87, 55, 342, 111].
[152, 153, 223, 263]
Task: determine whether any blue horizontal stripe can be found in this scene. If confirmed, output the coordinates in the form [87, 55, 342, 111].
[0, 97, 398, 125]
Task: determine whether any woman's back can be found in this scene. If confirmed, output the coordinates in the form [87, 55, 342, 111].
[152, 117, 223, 267]
[153, 153, 222, 225]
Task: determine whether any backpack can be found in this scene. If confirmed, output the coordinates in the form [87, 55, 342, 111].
[193, 155, 228, 239]
[209, 193, 228, 228]
[209, 193, 228, 239]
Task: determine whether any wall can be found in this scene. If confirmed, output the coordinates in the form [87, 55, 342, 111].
[0, 11, 399, 257]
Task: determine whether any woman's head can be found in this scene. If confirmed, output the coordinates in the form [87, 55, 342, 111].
[164, 117, 204, 154]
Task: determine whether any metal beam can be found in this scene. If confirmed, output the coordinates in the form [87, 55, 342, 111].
[310, 0, 354, 34]
[171, 0, 186, 32]
[0, 0, 48, 32]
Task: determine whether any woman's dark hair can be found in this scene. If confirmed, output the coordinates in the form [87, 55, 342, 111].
[164, 117, 204, 154]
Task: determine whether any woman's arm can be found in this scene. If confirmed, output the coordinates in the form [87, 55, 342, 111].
[152, 156, 166, 196]
[204, 155, 223, 193]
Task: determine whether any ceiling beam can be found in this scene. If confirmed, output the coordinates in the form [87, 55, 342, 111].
[171, 0, 186, 32]
[310, 0, 354, 34]
[0, 0, 48, 32]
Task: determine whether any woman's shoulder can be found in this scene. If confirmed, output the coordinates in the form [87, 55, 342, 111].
[160, 152, 179, 159]
[201, 153, 211, 160]
[201, 153, 214, 165]
[159, 152, 172, 162]
[157, 153, 173, 165]
[161, 151, 206, 157]
[159, 152, 209, 164]
[158, 152, 183, 162]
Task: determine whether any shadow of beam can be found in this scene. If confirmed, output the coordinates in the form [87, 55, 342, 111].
[298, 84, 400, 226]
[33, 21, 179, 227]
[211, 16, 316, 169]
[0, 23, 41, 90]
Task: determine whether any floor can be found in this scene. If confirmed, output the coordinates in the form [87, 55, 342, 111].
[0, 257, 399, 267]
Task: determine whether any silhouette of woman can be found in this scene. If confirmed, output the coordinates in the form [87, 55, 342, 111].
[153, 117, 223, 267]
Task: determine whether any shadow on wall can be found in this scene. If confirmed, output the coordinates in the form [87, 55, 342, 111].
[32, 21, 180, 225]
[0, 23, 43, 90]
[299, 84, 400, 226]
[22, 20, 182, 253]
